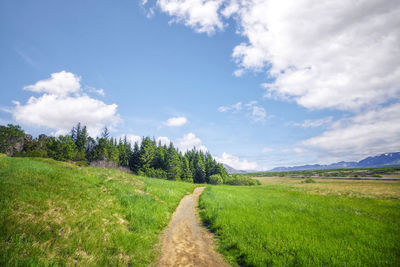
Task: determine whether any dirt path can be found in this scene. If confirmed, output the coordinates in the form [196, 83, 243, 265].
[158, 187, 229, 267]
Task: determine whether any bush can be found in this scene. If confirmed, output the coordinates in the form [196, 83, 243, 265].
[209, 174, 223, 185]
[224, 175, 261, 186]
[302, 178, 316, 183]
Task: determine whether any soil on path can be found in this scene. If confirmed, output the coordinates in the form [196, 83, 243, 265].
[158, 187, 229, 267]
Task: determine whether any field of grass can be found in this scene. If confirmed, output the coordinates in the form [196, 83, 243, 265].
[0, 156, 197, 266]
[199, 178, 400, 266]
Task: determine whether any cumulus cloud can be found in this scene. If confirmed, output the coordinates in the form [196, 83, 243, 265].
[215, 152, 258, 170]
[24, 71, 81, 96]
[164, 116, 188, 127]
[301, 103, 400, 161]
[176, 132, 207, 152]
[234, 0, 400, 111]
[157, 0, 225, 34]
[154, 0, 400, 112]
[13, 71, 120, 136]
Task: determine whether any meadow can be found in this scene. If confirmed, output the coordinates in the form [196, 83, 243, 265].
[0, 155, 196, 266]
[199, 178, 400, 266]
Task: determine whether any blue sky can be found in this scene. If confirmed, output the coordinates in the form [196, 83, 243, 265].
[1, 0, 399, 170]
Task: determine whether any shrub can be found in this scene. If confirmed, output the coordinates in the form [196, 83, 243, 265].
[209, 174, 223, 185]
[224, 175, 261, 186]
[302, 178, 316, 183]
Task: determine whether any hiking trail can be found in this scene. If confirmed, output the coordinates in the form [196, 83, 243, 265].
[158, 187, 229, 267]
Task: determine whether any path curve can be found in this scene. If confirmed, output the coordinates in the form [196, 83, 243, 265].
[158, 187, 229, 267]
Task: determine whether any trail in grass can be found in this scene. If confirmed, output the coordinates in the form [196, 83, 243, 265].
[158, 187, 229, 267]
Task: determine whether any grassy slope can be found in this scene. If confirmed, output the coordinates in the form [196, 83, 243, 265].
[0, 155, 196, 266]
[199, 184, 400, 266]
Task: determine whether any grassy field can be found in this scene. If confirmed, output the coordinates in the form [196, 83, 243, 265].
[199, 178, 400, 266]
[0, 155, 197, 266]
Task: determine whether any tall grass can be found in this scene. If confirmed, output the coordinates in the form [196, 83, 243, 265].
[0, 156, 196, 266]
[199, 185, 400, 266]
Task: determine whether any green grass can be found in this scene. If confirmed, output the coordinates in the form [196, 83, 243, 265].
[199, 185, 400, 266]
[0, 156, 197, 266]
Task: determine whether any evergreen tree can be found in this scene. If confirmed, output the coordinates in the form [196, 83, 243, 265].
[129, 142, 141, 173]
[139, 137, 156, 171]
[166, 143, 181, 180]
[193, 152, 206, 183]
[181, 157, 193, 182]
[101, 127, 110, 139]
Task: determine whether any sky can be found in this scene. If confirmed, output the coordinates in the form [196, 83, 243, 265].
[1, 0, 399, 171]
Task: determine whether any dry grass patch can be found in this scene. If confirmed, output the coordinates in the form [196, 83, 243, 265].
[293, 180, 400, 200]
[253, 176, 303, 184]
[253, 176, 400, 199]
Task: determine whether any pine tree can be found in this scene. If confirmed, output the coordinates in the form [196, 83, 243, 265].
[139, 137, 156, 170]
[129, 142, 141, 173]
[166, 143, 181, 180]
[181, 157, 193, 182]
[193, 152, 206, 183]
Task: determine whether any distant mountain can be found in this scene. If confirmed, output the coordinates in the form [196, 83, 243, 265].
[357, 153, 400, 167]
[268, 152, 400, 172]
[222, 164, 247, 174]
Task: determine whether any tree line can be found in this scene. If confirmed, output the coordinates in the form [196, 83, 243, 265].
[0, 123, 258, 185]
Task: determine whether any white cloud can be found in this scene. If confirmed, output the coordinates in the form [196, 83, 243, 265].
[250, 105, 266, 122]
[157, 0, 225, 35]
[292, 117, 333, 128]
[301, 103, 400, 161]
[219, 100, 266, 122]
[218, 101, 242, 112]
[157, 136, 171, 146]
[176, 132, 207, 152]
[86, 86, 105, 96]
[234, 0, 400, 111]
[154, 0, 400, 112]
[233, 69, 244, 77]
[164, 116, 188, 127]
[215, 152, 258, 170]
[12, 71, 120, 136]
[24, 70, 81, 97]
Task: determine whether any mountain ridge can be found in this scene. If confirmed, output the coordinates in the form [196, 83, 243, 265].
[267, 152, 400, 172]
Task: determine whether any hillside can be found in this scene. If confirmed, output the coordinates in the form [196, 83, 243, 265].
[222, 163, 247, 174]
[0, 155, 196, 266]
